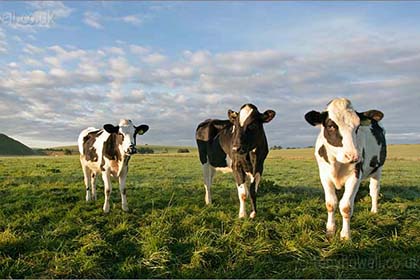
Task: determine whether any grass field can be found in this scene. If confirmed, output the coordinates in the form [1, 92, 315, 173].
[0, 145, 419, 278]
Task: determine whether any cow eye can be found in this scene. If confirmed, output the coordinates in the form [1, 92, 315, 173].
[327, 124, 335, 130]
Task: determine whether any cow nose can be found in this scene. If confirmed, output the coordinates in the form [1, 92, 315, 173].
[350, 155, 359, 164]
[233, 146, 246, 154]
[128, 145, 137, 154]
[346, 154, 359, 163]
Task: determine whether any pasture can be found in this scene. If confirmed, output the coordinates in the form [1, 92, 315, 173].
[0, 145, 419, 278]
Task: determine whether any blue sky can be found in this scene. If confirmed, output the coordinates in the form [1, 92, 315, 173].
[0, 1, 420, 148]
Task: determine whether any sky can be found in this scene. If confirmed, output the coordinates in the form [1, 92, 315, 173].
[0, 1, 419, 148]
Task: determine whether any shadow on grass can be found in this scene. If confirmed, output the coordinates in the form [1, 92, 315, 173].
[258, 179, 323, 201]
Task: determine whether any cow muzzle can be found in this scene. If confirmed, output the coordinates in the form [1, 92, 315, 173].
[340, 152, 360, 164]
[127, 145, 137, 155]
[232, 146, 247, 155]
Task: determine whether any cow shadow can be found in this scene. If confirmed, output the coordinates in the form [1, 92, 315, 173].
[257, 179, 420, 213]
[258, 179, 323, 200]
[356, 182, 420, 202]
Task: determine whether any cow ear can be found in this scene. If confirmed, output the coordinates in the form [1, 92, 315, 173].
[104, 124, 119, 133]
[305, 110, 327, 126]
[362, 110, 384, 121]
[228, 110, 238, 123]
[261, 110, 276, 123]
[136, 125, 149, 135]
[357, 110, 384, 126]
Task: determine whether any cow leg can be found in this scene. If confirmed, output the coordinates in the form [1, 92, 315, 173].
[339, 176, 361, 240]
[119, 168, 129, 212]
[82, 165, 92, 201]
[202, 163, 215, 205]
[102, 171, 112, 213]
[369, 168, 382, 214]
[321, 176, 337, 237]
[237, 182, 248, 218]
[91, 172, 97, 201]
[249, 172, 261, 219]
[234, 169, 247, 218]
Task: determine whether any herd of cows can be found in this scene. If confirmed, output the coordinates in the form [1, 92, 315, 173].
[77, 98, 387, 240]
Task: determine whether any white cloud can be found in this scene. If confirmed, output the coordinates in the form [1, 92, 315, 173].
[23, 44, 44, 54]
[104, 46, 125, 56]
[142, 53, 167, 64]
[130, 44, 149, 55]
[120, 14, 143, 26]
[83, 11, 103, 29]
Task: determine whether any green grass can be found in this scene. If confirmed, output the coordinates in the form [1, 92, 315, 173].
[0, 145, 419, 278]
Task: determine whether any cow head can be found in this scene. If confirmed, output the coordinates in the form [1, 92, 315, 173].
[104, 119, 149, 156]
[305, 98, 384, 164]
[228, 104, 275, 155]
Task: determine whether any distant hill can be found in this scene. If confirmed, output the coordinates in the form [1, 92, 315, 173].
[0, 134, 35, 156]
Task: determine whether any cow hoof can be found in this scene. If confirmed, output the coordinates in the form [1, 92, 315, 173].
[371, 208, 378, 214]
[122, 205, 129, 212]
[103, 205, 110, 213]
[326, 230, 335, 239]
[326, 225, 336, 236]
[340, 232, 351, 241]
[239, 212, 247, 219]
[250, 211, 256, 219]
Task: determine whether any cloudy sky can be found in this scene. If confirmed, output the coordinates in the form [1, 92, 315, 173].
[1, 1, 419, 148]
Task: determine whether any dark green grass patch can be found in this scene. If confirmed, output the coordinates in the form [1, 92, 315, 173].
[0, 153, 419, 278]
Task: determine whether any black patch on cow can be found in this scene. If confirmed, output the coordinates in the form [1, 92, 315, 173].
[318, 145, 329, 163]
[371, 121, 386, 146]
[323, 118, 343, 147]
[355, 161, 363, 178]
[305, 110, 328, 126]
[196, 119, 232, 166]
[354, 149, 365, 178]
[103, 132, 123, 161]
[369, 121, 387, 175]
[82, 130, 103, 161]
[370, 156, 379, 168]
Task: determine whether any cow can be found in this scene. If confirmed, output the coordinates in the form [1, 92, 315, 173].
[78, 119, 149, 213]
[196, 104, 276, 219]
[304, 98, 386, 240]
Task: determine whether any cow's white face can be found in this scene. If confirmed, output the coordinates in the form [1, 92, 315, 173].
[104, 119, 149, 156]
[325, 99, 361, 163]
[305, 98, 385, 164]
[119, 119, 138, 155]
[305, 99, 361, 164]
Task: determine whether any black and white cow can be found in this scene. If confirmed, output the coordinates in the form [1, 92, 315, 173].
[196, 104, 275, 218]
[78, 119, 149, 213]
[305, 98, 386, 239]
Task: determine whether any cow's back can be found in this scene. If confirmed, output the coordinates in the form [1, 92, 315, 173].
[78, 127, 98, 155]
[196, 119, 232, 166]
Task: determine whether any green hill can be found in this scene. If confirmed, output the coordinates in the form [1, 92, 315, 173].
[0, 134, 35, 156]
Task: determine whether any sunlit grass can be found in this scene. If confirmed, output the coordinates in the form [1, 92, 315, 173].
[0, 145, 419, 278]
